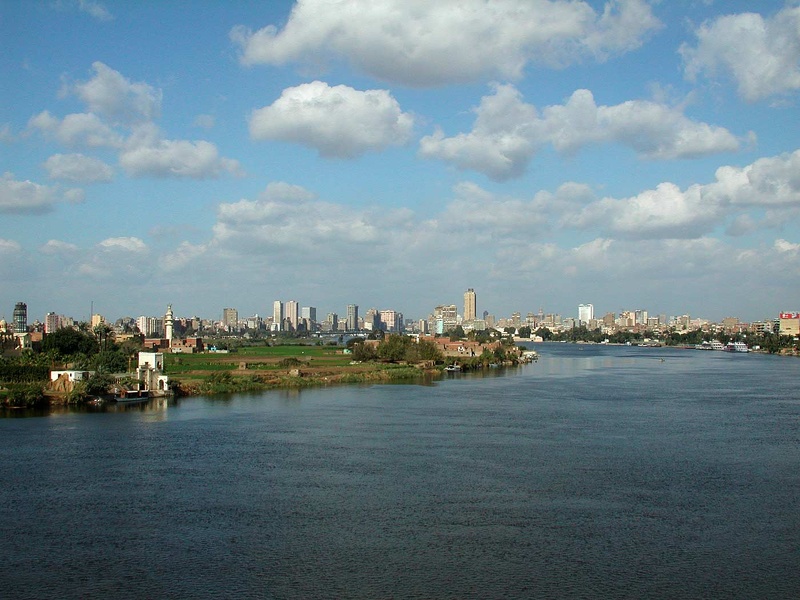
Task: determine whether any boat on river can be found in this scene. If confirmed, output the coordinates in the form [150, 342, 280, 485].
[724, 341, 749, 353]
[113, 388, 150, 403]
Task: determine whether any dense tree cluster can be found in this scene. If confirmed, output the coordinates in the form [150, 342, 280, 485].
[1, 323, 144, 406]
[352, 335, 444, 364]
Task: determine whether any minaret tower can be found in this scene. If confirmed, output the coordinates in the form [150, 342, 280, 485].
[165, 304, 174, 344]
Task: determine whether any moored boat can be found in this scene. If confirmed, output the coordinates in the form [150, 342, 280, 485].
[724, 341, 749, 353]
[113, 388, 151, 402]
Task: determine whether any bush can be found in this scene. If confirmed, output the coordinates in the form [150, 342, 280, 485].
[85, 373, 115, 396]
[2, 383, 47, 408]
[278, 357, 303, 368]
[200, 372, 264, 395]
[0, 363, 50, 384]
[66, 381, 88, 404]
[352, 341, 378, 362]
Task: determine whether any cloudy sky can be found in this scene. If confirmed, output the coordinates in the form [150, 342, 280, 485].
[2, 0, 800, 325]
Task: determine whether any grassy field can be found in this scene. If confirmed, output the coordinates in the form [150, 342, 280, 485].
[165, 344, 351, 374]
[163, 343, 435, 395]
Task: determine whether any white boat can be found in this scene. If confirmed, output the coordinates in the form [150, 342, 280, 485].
[444, 364, 461, 372]
[710, 340, 725, 351]
[520, 351, 538, 363]
[724, 341, 749, 353]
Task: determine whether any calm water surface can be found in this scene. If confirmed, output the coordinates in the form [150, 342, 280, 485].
[1, 344, 799, 599]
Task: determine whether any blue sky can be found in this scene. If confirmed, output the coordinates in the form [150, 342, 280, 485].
[2, 0, 800, 325]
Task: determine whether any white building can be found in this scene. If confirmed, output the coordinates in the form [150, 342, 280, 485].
[578, 304, 594, 324]
[50, 370, 93, 382]
[272, 300, 283, 331]
[137, 352, 169, 394]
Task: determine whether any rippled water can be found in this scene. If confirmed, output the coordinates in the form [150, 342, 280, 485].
[2, 344, 799, 599]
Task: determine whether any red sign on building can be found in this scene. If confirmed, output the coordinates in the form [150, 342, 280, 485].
[779, 312, 800, 319]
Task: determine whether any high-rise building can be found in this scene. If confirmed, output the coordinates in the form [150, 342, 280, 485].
[432, 304, 458, 334]
[136, 315, 163, 337]
[346, 304, 359, 331]
[578, 304, 594, 324]
[464, 288, 476, 322]
[91, 313, 105, 328]
[285, 300, 299, 330]
[222, 307, 238, 331]
[44, 312, 61, 334]
[325, 313, 338, 332]
[273, 300, 283, 331]
[301, 306, 316, 323]
[13, 302, 27, 334]
[380, 310, 402, 332]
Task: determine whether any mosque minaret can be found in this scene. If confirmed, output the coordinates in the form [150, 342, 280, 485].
[165, 304, 174, 343]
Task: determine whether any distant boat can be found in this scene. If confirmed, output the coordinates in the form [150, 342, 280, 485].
[444, 364, 461, 372]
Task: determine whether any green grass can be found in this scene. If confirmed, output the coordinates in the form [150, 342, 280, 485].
[163, 345, 354, 376]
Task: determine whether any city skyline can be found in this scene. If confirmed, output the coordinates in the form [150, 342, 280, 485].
[0, 288, 780, 333]
[2, 1, 800, 323]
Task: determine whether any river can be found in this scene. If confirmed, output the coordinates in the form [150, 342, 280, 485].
[1, 343, 798, 599]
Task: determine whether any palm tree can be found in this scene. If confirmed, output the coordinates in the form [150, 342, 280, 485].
[93, 323, 113, 352]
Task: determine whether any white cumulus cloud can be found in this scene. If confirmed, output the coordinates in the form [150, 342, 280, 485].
[420, 85, 742, 180]
[775, 238, 800, 254]
[441, 181, 548, 236]
[44, 153, 113, 183]
[249, 81, 414, 158]
[68, 62, 161, 123]
[0, 172, 60, 214]
[120, 124, 241, 179]
[680, 5, 800, 102]
[97, 237, 148, 253]
[213, 181, 382, 257]
[574, 182, 723, 239]
[571, 149, 800, 240]
[705, 150, 800, 207]
[40, 239, 80, 255]
[28, 111, 122, 148]
[0, 238, 22, 254]
[231, 0, 660, 86]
